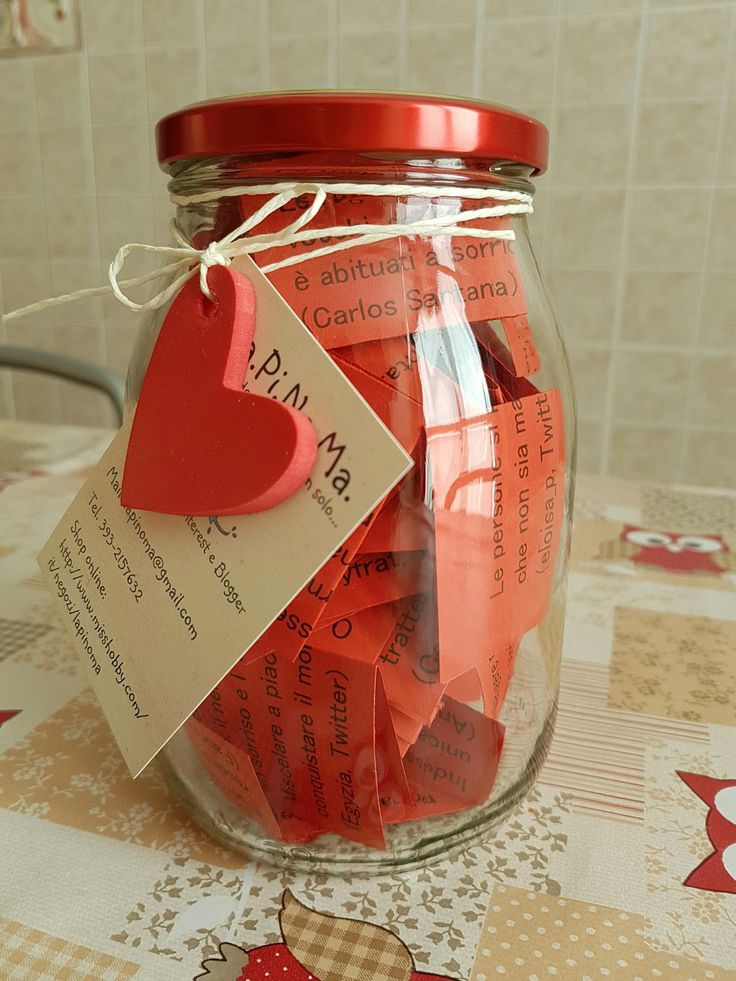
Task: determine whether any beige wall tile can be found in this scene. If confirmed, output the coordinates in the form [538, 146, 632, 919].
[205, 0, 261, 41]
[59, 382, 117, 427]
[45, 194, 98, 259]
[0, 259, 51, 328]
[558, 13, 641, 103]
[152, 193, 174, 244]
[700, 273, 736, 352]
[642, 7, 730, 101]
[0, 130, 42, 195]
[716, 99, 736, 184]
[0, 369, 15, 417]
[550, 103, 632, 186]
[338, 0, 401, 30]
[142, 0, 198, 44]
[408, 0, 476, 22]
[144, 46, 205, 123]
[691, 355, 736, 429]
[270, 35, 331, 89]
[634, 100, 721, 186]
[577, 420, 604, 473]
[206, 42, 264, 98]
[95, 194, 154, 260]
[88, 51, 147, 126]
[10, 372, 61, 424]
[609, 424, 681, 482]
[567, 347, 612, 422]
[0, 61, 35, 133]
[683, 430, 736, 489]
[621, 270, 698, 348]
[98, 253, 153, 328]
[53, 323, 115, 426]
[105, 323, 137, 378]
[0, 0, 732, 473]
[92, 123, 151, 195]
[33, 53, 87, 129]
[627, 187, 709, 272]
[547, 270, 617, 345]
[612, 349, 689, 425]
[338, 31, 401, 90]
[483, 17, 557, 108]
[82, 0, 142, 48]
[547, 189, 625, 271]
[0, 197, 47, 259]
[708, 189, 736, 272]
[490, 0, 561, 15]
[5, 324, 60, 424]
[269, 0, 329, 37]
[562, 0, 639, 8]
[409, 24, 476, 96]
[39, 127, 93, 196]
[54, 323, 104, 363]
[49, 258, 104, 328]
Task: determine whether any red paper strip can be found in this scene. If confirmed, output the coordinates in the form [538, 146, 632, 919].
[240, 517, 373, 666]
[445, 669, 483, 704]
[474, 322, 540, 402]
[500, 315, 541, 377]
[185, 716, 282, 840]
[319, 550, 432, 624]
[332, 335, 424, 405]
[377, 594, 447, 725]
[375, 675, 412, 812]
[475, 640, 520, 720]
[382, 697, 505, 822]
[387, 703, 425, 750]
[310, 601, 397, 662]
[361, 484, 432, 553]
[217, 646, 385, 848]
[428, 388, 565, 682]
[241, 193, 528, 349]
[333, 355, 424, 455]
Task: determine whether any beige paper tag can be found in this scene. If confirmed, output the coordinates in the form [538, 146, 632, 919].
[38, 256, 412, 776]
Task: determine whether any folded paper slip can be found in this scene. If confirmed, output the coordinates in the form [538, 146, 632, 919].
[317, 550, 433, 625]
[427, 388, 565, 683]
[382, 697, 505, 824]
[214, 646, 388, 848]
[240, 192, 529, 349]
[331, 334, 424, 405]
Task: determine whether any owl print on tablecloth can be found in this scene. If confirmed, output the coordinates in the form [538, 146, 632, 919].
[618, 525, 730, 575]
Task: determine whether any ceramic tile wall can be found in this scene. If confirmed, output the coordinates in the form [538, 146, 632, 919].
[0, 0, 734, 487]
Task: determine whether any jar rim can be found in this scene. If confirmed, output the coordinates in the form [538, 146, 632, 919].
[156, 90, 548, 176]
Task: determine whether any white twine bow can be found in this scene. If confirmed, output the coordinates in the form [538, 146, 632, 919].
[2, 181, 533, 322]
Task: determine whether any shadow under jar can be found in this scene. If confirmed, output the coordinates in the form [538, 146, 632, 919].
[130, 92, 576, 875]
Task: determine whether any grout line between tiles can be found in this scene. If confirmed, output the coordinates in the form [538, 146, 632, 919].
[260, 0, 271, 89]
[26, 51, 63, 422]
[197, 0, 208, 97]
[327, 0, 339, 87]
[0, 267, 15, 418]
[472, 0, 486, 99]
[677, 5, 736, 482]
[398, 0, 409, 89]
[598, 0, 651, 478]
[540, 0, 563, 275]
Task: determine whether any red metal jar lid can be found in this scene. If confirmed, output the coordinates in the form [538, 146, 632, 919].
[156, 91, 548, 175]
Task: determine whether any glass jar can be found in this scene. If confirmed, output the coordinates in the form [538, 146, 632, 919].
[129, 93, 576, 874]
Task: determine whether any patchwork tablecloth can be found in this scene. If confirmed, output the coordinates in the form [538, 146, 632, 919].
[1, 419, 734, 980]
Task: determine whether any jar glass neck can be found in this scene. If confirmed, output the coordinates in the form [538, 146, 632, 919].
[165, 152, 537, 203]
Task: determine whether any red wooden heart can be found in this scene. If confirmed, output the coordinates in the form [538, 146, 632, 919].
[121, 265, 317, 515]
